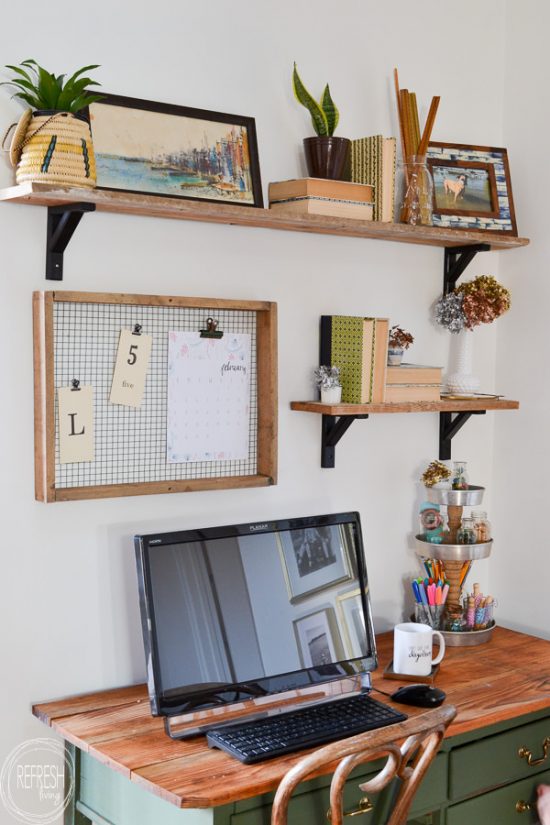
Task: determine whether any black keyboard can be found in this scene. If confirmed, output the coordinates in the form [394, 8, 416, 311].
[206, 693, 407, 763]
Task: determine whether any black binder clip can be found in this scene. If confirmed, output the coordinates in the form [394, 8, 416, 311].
[71, 379, 81, 391]
[200, 317, 223, 339]
[132, 324, 142, 336]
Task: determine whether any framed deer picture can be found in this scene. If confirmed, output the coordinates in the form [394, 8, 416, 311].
[427, 142, 517, 235]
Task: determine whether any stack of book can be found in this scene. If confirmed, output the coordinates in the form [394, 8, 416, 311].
[350, 135, 397, 222]
[268, 178, 374, 220]
[320, 315, 389, 403]
[385, 364, 443, 402]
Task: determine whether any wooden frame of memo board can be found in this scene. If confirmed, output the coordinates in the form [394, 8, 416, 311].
[33, 291, 277, 502]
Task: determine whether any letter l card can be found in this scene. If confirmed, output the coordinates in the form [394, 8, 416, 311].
[58, 385, 95, 464]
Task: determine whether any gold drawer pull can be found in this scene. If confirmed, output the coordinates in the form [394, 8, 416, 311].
[515, 800, 531, 813]
[518, 736, 550, 766]
[327, 796, 374, 819]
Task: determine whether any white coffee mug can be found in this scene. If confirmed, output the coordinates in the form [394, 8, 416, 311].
[393, 622, 445, 676]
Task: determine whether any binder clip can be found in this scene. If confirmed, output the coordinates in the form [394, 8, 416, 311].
[132, 324, 142, 336]
[200, 317, 223, 339]
[71, 379, 81, 391]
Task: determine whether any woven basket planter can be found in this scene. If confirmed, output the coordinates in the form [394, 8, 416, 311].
[12, 110, 96, 188]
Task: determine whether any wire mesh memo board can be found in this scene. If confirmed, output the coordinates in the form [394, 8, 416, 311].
[33, 291, 277, 502]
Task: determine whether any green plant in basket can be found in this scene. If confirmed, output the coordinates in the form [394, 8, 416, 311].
[2, 59, 103, 113]
[292, 63, 339, 137]
[2, 60, 103, 188]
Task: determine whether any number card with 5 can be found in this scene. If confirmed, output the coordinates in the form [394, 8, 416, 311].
[109, 328, 152, 407]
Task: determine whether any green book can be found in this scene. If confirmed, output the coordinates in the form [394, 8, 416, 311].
[351, 136, 396, 222]
[320, 315, 389, 403]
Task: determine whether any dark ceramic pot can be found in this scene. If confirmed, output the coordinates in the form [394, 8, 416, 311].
[303, 136, 351, 180]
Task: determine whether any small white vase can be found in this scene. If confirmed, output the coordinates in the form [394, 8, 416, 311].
[321, 386, 342, 404]
[446, 330, 480, 395]
[387, 347, 404, 366]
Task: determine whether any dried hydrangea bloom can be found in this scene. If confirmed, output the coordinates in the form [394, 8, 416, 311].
[434, 292, 466, 333]
[457, 275, 511, 330]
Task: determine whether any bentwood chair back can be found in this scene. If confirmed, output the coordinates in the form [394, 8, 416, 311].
[271, 704, 456, 825]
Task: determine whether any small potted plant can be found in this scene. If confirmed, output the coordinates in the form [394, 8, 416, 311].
[388, 325, 414, 366]
[292, 63, 350, 180]
[2, 59, 103, 188]
[313, 365, 342, 404]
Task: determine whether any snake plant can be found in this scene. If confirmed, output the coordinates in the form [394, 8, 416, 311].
[2, 59, 103, 113]
[292, 63, 340, 137]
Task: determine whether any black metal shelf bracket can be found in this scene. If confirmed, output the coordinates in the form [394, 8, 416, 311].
[46, 202, 96, 280]
[444, 244, 491, 295]
[322, 414, 369, 468]
[439, 410, 486, 460]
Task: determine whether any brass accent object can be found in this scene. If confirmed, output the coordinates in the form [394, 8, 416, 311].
[518, 736, 550, 766]
[327, 796, 374, 819]
[515, 800, 531, 813]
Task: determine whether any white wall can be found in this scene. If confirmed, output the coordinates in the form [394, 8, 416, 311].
[492, 1, 550, 638]
[0, 0, 521, 816]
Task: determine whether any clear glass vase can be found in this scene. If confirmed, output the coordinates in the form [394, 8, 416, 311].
[396, 154, 434, 226]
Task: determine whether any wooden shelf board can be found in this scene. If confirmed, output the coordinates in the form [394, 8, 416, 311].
[291, 398, 520, 415]
[0, 182, 530, 251]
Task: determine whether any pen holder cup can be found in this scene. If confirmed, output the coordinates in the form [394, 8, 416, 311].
[414, 603, 444, 630]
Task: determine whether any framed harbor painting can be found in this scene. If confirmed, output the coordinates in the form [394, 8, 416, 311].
[427, 142, 517, 235]
[88, 93, 263, 207]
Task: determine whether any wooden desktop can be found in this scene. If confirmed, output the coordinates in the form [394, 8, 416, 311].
[33, 627, 550, 825]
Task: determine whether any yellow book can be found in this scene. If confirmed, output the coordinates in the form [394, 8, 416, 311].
[385, 384, 441, 403]
[269, 177, 374, 203]
[269, 198, 373, 221]
[386, 364, 443, 384]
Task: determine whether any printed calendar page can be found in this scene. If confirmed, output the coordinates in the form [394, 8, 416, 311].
[167, 331, 251, 463]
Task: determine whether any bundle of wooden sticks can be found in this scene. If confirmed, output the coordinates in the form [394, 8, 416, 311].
[394, 68, 440, 223]
[394, 68, 440, 163]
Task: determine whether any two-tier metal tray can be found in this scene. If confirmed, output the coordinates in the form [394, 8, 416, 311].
[425, 485, 485, 507]
[415, 536, 493, 560]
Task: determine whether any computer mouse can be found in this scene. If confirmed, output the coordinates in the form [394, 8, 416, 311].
[390, 684, 446, 708]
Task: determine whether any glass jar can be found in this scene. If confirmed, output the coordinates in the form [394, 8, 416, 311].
[451, 461, 469, 490]
[457, 517, 477, 544]
[445, 610, 466, 632]
[471, 510, 492, 542]
[396, 154, 434, 226]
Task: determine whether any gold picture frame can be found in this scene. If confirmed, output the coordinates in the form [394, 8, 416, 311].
[293, 607, 345, 668]
[278, 524, 353, 604]
[336, 588, 368, 659]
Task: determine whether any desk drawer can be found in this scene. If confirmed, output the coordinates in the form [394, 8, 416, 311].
[230, 754, 447, 825]
[450, 717, 550, 800]
[447, 767, 550, 825]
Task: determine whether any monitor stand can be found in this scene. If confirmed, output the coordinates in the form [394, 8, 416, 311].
[164, 673, 371, 740]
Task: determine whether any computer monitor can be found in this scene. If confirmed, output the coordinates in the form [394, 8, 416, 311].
[134, 511, 377, 738]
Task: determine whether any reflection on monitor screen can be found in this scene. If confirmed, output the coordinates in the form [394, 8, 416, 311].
[135, 512, 377, 729]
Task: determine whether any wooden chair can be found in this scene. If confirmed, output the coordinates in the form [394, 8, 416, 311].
[271, 704, 456, 825]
